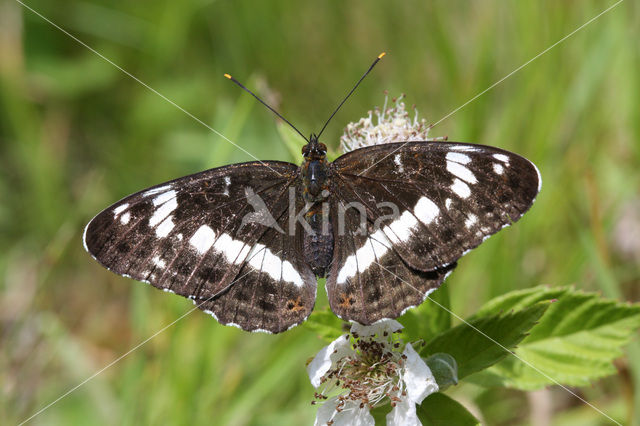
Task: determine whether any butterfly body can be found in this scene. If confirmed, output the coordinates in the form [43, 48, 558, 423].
[300, 135, 334, 277]
[84, 140, 540, 333]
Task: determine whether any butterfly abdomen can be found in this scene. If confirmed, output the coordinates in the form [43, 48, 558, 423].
[303, 205, 333, 277]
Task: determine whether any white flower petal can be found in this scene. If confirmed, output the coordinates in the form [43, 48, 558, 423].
[314, 397, 339, 426]
[307, 334, 351, 388]
[350, 319, 404, 336]
[386, 397, 420, 426]
[315, 397, 375, 426]
[402, 344, 439, 404]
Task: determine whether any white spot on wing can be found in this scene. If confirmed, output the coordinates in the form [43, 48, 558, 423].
[189, 225, 216, 254]
[445, 152, 471, 164]
[152, 255, 166, 268]
[153, 190, 176, 206]
[223, 176, 231, 196]
[156, 216, 174, 237]
[394, 154, 404, 172]
[414, 197, 439, 225]
[120, 211, 131, 225]
[336, 194, 444, 284]
[384, 210, 418, 244]
[113, 203, 129, 216]
[493, 153, 510, 164]
[149, 197, 178, 227]
[337, 229, 390, 284]
[281, 260, 303, 286]
[213, 233, 249, 264]
[143, 185, 171, 197]
[447, 161, 477, 184]
[465, 214, 478, 228]
[493, 163, 504, 175]
[451, 178, 471, 198]
[245, 243, 304, 287]
[450, 145, 478, 152]
[445, 198, 452, 209]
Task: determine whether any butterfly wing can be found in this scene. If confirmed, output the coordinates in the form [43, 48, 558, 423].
[326, 141, 540, 323]
[327, 192, 456, 324]
[84, 161, 316, 333]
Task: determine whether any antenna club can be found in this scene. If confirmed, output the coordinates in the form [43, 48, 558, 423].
[224, 73, 232, 79]
[378, 52, 386, 59]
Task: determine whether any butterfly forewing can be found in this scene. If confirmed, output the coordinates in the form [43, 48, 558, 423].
[332, 142, 540, 271]
[84, 161, 316, 333]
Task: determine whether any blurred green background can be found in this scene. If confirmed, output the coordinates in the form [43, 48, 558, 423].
[1, 0, 639, 424]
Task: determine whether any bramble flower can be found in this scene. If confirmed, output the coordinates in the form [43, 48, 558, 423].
[340, 94, 443, 153]
[307, 320, 439, 426]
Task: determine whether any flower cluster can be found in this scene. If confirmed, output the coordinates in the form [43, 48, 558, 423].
[307, 320, 438, 426]
[339, 94, 443, 153]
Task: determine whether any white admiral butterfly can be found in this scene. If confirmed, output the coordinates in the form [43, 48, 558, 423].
[84, 54, 541, 333]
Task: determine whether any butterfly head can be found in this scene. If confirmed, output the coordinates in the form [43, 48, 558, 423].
[302, 134, 327, 160]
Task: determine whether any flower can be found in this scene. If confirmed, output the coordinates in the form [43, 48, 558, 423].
[307, 319, 439, 426]
[339, 94, 443, 153]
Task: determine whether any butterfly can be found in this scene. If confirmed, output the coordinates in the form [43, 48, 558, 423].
[83, 55, 541, 333]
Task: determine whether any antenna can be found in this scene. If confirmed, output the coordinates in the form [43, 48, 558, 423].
[316, 52, 386, 139]
[223, 73, 309, 143]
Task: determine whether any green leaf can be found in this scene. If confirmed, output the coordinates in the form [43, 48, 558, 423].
[400, 286, 451, 342]
[425, 353, 458, 391]
[469, 289, 640, 390]
[417, 393, 480, 426]
[472, 286, 567, 318]
[303, 307, 346, 342]
[421, 302, 549, 379]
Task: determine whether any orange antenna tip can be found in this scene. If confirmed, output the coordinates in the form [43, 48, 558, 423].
[378, 52, 386, 59]
[223, 73, 232, 79]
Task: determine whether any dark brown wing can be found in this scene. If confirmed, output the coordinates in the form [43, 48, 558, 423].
[331, 141, 540, 271]
[326, 141, 540, 323]
[326, 191, 455, 325]
[84, 161, 316, 333]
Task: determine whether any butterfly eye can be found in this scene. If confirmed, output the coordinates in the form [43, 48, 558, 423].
[318, 143, 327, 152]
[302, 145, 309, 155]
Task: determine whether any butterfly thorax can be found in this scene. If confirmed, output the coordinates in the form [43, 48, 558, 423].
[301, 135, 333, 277]
[301, 135, 330, 201]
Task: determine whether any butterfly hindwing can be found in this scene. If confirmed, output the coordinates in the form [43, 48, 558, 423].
[84, 161, 317, 333]
[195, 190, 317, 333]
[326, 193, 455, 324]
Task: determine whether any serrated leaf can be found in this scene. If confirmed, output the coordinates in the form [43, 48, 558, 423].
[421, 302, 549, 379]
[469, 289, 640, 390]
[473, 286, 567, 318]
[303, 307, 346, 342]
[417, 393, 479, 426]
[400, 286, 451, 342]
